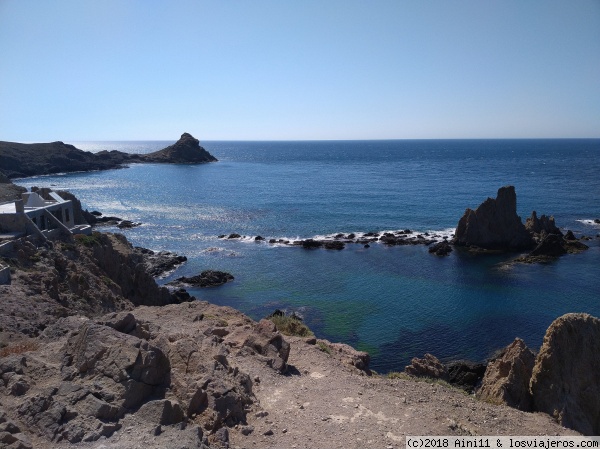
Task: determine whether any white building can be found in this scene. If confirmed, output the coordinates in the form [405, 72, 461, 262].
[0, 190, 92, 247]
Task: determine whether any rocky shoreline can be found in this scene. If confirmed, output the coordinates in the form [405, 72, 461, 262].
[1, 183, 599, 446]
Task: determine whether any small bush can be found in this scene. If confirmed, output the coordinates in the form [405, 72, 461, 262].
[74, 233, 101, 247]
[268, 315, 314, 337]
[317, 341, 332, 355]
[387, 371, 409, 380]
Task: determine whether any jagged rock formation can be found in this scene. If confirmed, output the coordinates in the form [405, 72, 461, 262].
[453, 186, 534, 251]
[477, 338, 535, 411]
[530, 313, 600, 435]
[525, 211, 562, 237]
[145, 133, 217, 163]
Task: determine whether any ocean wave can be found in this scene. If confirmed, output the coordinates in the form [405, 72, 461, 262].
[577, 219, 600, 227]
[217, 227, 456, 246]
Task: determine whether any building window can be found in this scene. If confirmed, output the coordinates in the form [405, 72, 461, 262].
[65, 208, 70, 223]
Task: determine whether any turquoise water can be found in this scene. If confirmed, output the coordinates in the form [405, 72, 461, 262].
[18, 139, 600, 372]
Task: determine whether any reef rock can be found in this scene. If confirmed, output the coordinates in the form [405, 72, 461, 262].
[477, 338, 535, 411]
[167, 270, 234, 288]
[453, 186, 534, 251]
[530, 313, 600, 435]
[428, 240, 452, 256]
[144, 133, 217, 164]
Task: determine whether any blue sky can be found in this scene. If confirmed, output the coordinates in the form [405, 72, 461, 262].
[1, 0, 599, 141]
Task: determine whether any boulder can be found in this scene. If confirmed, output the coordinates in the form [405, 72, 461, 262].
[453, 186, 534, 251]
[530, 313, 600, 435]
[405, 353, 448, 381]
[477, 338, 535, 411]
[242, 319, 290, 372]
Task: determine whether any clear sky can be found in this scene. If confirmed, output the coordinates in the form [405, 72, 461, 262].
[1, 0, 599, 141]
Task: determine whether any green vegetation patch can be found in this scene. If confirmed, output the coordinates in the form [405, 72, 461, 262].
[74, 233, 101, 247]
[317, 341, 332, 355]
[267, 313, 314, 338]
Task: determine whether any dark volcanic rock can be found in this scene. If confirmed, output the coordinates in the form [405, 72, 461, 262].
[564, 230, 577, 240]
[447, 360, 486, 393]
[529, 233, 567, 257]
[453, 186, 534, 251]
[428, 241, 452, 256]
[136, 248, 187, 278]
[323, 241, 345, 250]
[144, 133, 217, 164]
[525, 211, 562, 236]
[300, 239, 323, 249]
[167, 270, 234, 288]
[511, 233, 588, 264]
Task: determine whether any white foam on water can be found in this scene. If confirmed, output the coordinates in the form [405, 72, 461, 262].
[577, 219, 600, 227]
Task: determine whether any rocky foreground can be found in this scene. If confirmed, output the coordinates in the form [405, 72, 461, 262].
[1, 183, 598, 447]
[0, 133, 216, 179]
[0, 230, 593, 448]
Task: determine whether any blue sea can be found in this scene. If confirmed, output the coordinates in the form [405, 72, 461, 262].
[17, 139, 600, 372]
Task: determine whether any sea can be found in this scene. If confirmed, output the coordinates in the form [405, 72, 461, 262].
[16, 139, 600, 373]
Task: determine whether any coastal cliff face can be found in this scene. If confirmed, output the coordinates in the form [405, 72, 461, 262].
[453, 186, 534, 251]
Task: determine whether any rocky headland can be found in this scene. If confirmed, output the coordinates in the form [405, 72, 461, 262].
[0, 133, 216, 179]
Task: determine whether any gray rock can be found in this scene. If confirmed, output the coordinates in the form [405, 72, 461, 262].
[530, 313, 600, 435]
[477, 338, 535, 411]
[243, 319, 290, 372]
[137, 399, 185, 426]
